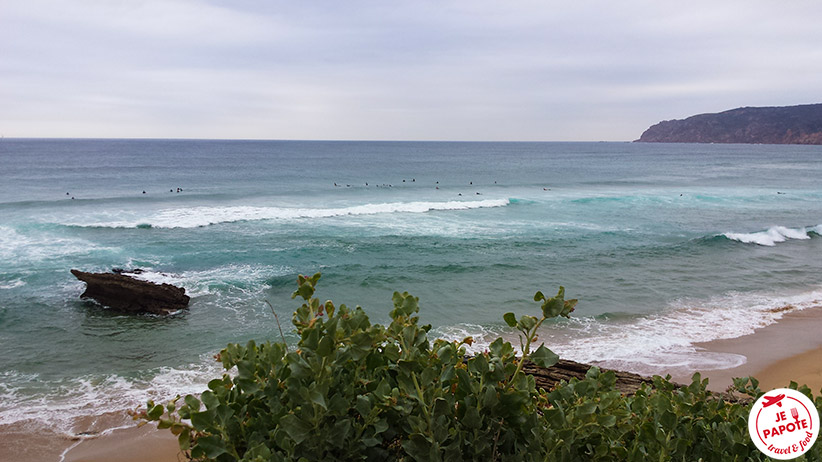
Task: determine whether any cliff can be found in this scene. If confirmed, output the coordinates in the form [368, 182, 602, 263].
[636, 103, 822, 144]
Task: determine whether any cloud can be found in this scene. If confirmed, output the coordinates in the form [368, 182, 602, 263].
[2, 0, 822, 140]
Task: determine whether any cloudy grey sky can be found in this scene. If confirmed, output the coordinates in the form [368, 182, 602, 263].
[2, 0, 821, 141]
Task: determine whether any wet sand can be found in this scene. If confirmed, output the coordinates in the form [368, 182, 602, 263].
[62, 424, 181, 462]
[0, 413, 181, 462]
[673, 305, 822, 393]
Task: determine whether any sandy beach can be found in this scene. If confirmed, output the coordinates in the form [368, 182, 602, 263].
[675, 304, 822, 393]
[0, 414, 181, 462]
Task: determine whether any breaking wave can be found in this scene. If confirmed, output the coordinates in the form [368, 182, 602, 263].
[436, 287, 822, 377]
[723, 225, 822, 246]
[63, 199, 511, 229]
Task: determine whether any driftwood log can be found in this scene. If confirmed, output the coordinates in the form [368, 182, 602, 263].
[524, 359, 750, 403]
[71, 269, 189, 315]
[523, 359, 654, 395]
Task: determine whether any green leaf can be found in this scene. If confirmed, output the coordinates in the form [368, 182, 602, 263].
[659, 411, 677, 430]
[503, 312, 517, 327]
[373, 417, 389, 434]
[201, 391, 219, 410]
[518, 315, 537, 331]
[542, 296, 564, 319]
[561, 299, 577, 317]
[328, 419, 352, 446]
[403, 434, 434, 461]
[177, 428, 191, 451]
[207, 378, 224, 391]
[374, 378, 391, 401]
[355, 395, 371, 417]
[440, 365, 455, 382]
[183, 395, 200, 411]
[280, 414, 312, 444]
[194, 435, 228, 459]
[316, 334, 334, 357]
[577, 401, 597, 416]
[533, 290, 545, 302]
[294, 282, 314, 301]
[531, 344, 559, 368]
[462, 407, 482, 429]
[147, 404, 164, 420]
[190, 409, 216, 431]
[309, 387, 327, 410]
[598, 414, 617, 428]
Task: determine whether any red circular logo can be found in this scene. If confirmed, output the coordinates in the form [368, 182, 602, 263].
[749, 388, 819, 459]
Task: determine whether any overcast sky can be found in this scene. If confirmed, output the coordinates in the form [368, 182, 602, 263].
[2, 1, 821, 141]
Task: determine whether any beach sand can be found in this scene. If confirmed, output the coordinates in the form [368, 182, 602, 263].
[673, 304, 822, 393]
[4, 305, 821, 461]
[61, 424, 182, 462]
[0, 413, 181, 462]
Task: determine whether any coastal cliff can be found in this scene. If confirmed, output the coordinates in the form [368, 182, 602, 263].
[636, 103, 822, 144]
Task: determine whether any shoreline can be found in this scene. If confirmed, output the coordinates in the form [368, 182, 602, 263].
[672, 304, 822, 392]
[0, 413, 181, 462]
[4, 305, 822, 461]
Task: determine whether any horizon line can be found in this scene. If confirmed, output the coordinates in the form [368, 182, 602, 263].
[0, 136, 632, 143]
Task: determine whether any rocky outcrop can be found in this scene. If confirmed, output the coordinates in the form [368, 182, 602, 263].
[71, 269, 189, 315]
[636, 104, 822, 144]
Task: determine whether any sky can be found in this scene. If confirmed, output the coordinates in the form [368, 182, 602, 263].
[2, 0, 821, 141]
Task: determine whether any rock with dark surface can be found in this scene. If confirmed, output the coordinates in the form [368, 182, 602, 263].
[636, 103, 822, 144]
[71, 269, 189, 315]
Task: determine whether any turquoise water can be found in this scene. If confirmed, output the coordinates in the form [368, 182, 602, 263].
[2, 139, 822, 431]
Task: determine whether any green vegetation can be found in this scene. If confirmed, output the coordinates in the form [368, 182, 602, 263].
[137, 274, 822, 461]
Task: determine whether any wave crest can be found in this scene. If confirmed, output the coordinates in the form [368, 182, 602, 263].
[66, 199, 511, 229]
[723, 225, 820, 246]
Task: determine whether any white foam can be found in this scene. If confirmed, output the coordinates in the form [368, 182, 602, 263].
[126, 264, 291, 297]
[0, 357, 225, 431]
[437, 287, 822, 377]
[64, 199, 511, 229]
[0, 226, 117, 264]
[0, 278, 26, 289]
[724, 225, 815, 246]
[430, 324, 507, 355]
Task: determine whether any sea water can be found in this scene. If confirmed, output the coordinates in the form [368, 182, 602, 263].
[1, 139, 821, 432]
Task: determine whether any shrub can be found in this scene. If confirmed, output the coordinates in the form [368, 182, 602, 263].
[137, 274, 822, 461]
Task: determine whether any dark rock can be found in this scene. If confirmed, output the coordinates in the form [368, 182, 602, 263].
[636, 103, 822, 144]
[112, 268, 144, 275]
[71, 269, 189, 315]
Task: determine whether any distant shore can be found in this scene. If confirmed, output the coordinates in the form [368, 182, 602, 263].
[4, 305, 822, 462]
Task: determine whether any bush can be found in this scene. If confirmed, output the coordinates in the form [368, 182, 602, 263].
[137, 274, 822, 461]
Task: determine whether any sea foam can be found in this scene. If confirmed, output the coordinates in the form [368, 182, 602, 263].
[437, 287, 822, 377]
[723, 225, 818, 246]
[65, 199, 511, 229]
[126, 264, 291, 298]
[0, 359, 223, 432]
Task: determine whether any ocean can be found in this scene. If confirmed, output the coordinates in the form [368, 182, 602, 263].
[1, 139, 821, 434]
